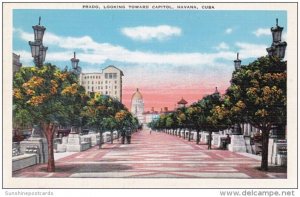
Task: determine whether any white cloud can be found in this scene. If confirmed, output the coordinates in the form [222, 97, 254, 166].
[235, 42, 268, 59]
[253, 28, 271, 37]
[225, 28, 233, 34]
[14, 28, 33, 41]
[215, 42, 230, 50]
[121, 25, 181, 41]
[15, 28, 239, 67]
[15, 28, 269, 83]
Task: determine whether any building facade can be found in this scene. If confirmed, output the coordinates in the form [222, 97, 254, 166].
[130, 88, 144, 124]
[13, 53, 22, 74]
[79, 65, 123, 102]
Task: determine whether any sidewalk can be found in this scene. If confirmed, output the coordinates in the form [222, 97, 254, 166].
[13, 130, 287, 178]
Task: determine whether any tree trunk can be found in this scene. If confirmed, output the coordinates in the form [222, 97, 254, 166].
[261, 129, 270, 171]
[42, 123, 55, 172]
[196, 130, 200, 144]
[110, 130, 113, 144]
[208, 132, 212, 150]
[99, 131, 103, 149]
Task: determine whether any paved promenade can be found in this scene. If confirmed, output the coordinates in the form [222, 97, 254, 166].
[13, 130, 286, 178]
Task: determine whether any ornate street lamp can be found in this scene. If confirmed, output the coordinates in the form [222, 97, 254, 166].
[71, 52, 79, 69]
[70, 52, 81, 75]
[28, 17, 47, 68]
[39, 45, 48, 63]
[32, 17, 46, 42]
[271, 18, 283, 43]
[266, 18, 287, 59]
[29, 41, 41, 58]
[234, 53, 241, 70]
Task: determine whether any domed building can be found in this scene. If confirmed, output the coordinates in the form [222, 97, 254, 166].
[131, 88, 144, 124]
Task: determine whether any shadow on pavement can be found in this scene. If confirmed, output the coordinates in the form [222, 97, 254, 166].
[37, 163, 133, 173]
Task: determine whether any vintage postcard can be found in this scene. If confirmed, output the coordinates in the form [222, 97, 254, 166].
[2, 1, 298, 190]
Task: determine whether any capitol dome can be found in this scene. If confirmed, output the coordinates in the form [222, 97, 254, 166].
[131, 88, 144, 124]
[131, 88, 143, 100]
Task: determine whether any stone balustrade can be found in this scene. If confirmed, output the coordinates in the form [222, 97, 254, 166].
[12, 154, 37, 171]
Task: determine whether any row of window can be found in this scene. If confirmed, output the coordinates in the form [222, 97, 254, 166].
[105, 73, 117, 79]
[83, 73, 118, 80]
[82, 80, 118, 85]
[88, 90, 118, 95]
[86, 86, 118, 90]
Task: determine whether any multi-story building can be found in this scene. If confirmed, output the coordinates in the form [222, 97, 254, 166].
[79, 65, 124, 102]
[13, 53, 22, 74]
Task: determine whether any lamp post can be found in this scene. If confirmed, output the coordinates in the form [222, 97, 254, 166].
[231, 53, 243, 135]
[70, 52, 80, 71]
[28, 17, 48, 68]
[234, 53, 241, 70]
[266, 18, 287, 59]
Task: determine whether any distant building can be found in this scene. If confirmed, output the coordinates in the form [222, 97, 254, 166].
[79, 65, 123, 102]
[143, 107, 160, 125]
[13, 53, 22, 74]
[130, 88, 144, 124]
[177, 98, 188, 108]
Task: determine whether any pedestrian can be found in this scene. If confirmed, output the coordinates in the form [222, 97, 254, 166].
[126, 129, 131, 144]
[150, 129, 152, 134]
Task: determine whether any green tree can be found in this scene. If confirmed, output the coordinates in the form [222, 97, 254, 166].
[13, 64, 86, 172]
[197, 92, 222, 149]
[185, 105, 203, 144]
[82, 94, 130, 146]
[227, 56, 286, 171]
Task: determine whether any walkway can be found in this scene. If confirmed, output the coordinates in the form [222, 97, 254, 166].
[13, 129, 286, 178]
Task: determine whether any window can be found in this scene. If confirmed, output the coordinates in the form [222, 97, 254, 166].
[105, 73, 109, 79]
[115, 80, 117, 84]
[105, 81, 107, 84]
[115, 86, 117, 89]
[109, 73, 113, 79]
[92, 81, 94, 84]
[88, 86, 89, 90]
[105, 91, 108, 94]
[88, 81, 89, 84]
[113, 73, 117, 79]
[115, 91, 117, 94]
[105, 86, 108, 89]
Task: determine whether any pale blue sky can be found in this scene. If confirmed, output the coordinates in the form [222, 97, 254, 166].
[13, 9, 287, 102]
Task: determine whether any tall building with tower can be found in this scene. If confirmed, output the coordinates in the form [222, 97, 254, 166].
[130, 88, 144, 124]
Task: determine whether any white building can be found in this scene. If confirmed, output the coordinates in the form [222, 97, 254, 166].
[79, 65, 123, 102]
[131, 88, 144, 124]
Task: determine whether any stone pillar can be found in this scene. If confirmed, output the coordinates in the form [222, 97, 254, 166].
[19, 125, 48, 163]
[228, 135, 247, 152]
[228, 124, 247, 152]
[20, 138, 48, 163]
